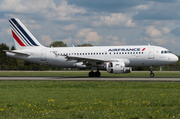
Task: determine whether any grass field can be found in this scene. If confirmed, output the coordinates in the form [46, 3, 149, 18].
[0, 71, 180, 77]
[0, 81, 180, 118]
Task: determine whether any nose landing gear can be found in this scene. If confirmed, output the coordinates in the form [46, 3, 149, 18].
[150, 66, 155, 77]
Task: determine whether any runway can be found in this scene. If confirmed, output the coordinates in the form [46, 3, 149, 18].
[0, 77, 180, 82]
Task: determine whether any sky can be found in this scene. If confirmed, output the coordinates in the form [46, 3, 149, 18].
[0, 0, 180, 54]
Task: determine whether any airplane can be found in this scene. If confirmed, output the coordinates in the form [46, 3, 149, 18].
[4, 18, 179, 77]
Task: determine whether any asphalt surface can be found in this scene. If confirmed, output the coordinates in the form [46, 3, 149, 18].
[0, 77, 180, 82]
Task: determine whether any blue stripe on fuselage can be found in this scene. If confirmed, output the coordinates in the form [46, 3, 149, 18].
[11, 18, 38, 46]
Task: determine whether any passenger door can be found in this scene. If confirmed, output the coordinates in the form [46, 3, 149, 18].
[148, 47, 154, 59]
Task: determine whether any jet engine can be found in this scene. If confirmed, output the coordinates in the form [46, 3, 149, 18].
[106, 62, 132, 74]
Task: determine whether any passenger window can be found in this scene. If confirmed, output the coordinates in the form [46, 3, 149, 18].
[77, 53, 79, 55]
[102, 53, 104, 55]
[114, 52, 115, 54]
[94, 53, 95, 55]
[122, 52, 124, 54]
[110, 53, 111, 55]
[97, 53, 98, 55]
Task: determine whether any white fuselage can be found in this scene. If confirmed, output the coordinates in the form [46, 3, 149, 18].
[6, 45, 178, 69]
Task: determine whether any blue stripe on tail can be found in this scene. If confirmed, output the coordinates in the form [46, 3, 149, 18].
[9, 19, 32, 46]
[11, 18, 38, 46]
[11, 25, 29, 46]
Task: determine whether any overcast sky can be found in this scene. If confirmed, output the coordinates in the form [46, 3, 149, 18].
[0, 0, 180, 54]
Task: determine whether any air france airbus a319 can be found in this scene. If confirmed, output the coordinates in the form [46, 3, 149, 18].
[4, 18, 178, 77]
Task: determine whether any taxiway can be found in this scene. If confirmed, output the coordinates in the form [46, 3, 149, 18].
[0, 77, 180, 82]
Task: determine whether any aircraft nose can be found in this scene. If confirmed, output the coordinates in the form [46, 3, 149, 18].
[172, 55, 179, 63]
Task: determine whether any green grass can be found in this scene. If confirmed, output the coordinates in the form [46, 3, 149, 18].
[0, 71, 180, 77]
[0, 81, 180, 118]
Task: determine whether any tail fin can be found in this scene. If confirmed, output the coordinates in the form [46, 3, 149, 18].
[8, 18, 44, 50]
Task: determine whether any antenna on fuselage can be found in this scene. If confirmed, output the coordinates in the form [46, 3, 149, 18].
[148, 43, 150, 46]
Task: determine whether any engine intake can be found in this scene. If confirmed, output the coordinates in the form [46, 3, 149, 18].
[106, 62, 132, 74]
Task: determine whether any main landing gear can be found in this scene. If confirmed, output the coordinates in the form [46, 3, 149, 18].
[150, 66, 155, 77]
[89, 69, 101, 77]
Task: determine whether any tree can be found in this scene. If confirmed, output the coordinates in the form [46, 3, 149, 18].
[76, 43, 93, 47]
[0, 43, 9, 69]
[49, 41, 67, 47]
[8, 46, 17, 69]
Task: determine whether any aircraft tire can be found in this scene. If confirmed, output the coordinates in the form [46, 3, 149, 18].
[150, 73, 154, 77]
[95, 71, 101, 77]
[89, 72, 94, 77]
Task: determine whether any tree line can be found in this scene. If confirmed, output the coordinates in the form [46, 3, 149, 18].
[0, 41, 180, 71]
[0, 41, 93, 70]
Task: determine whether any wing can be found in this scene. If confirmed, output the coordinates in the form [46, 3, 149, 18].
[52, 52, 130, 67]
[51, 51, 106, 66]
[64, 55, 105, 66]
[63, 55, 130, 66]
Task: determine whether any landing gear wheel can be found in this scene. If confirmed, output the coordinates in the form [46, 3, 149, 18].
[95, 71, 101, 77]
[150, 73, 154, 77]
[89, 72, 94, 77]
[149, 66, 155, 77]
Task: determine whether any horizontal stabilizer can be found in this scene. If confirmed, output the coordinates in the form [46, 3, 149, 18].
[3, 50, 30, 56]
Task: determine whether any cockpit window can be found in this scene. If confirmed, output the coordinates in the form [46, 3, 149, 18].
[161, 51, 172, 54]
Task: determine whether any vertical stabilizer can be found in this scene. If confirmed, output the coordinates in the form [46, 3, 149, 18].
[8, 18, 44, 50]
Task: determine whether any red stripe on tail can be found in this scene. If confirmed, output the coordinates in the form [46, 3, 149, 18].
[11, 30, 25, 46]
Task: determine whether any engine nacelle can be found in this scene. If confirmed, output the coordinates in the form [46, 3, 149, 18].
[106, 62, 132, 74]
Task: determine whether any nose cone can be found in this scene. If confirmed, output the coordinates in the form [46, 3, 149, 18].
[172, 55, 179, 63]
